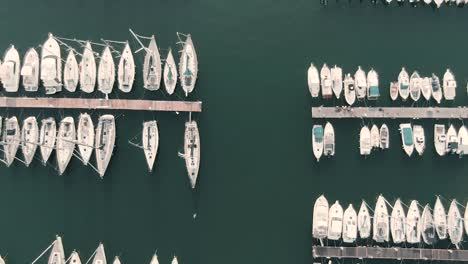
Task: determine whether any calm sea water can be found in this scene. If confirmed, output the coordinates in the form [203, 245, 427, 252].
[0, 0, 467, 263]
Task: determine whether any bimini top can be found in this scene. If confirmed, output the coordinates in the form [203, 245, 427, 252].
[313, 126, 324, 141]
[402, 127, 414, 146]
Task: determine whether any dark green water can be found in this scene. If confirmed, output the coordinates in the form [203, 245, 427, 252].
[1, 0, 468, 263]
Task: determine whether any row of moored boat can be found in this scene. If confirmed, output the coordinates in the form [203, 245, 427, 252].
[313, 194, 466, 245]
[322, 0, 468, 8]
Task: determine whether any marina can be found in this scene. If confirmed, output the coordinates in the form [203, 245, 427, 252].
[312, 107, 468, 119]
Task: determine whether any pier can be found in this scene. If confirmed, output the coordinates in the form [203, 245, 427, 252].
[313, 246, 468, 261]
[312, 107, 468, 119]
[0, 97, 202, 112]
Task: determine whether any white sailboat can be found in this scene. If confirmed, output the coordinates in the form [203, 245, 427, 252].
[77, 113, 94, 165]
[431, 74, 442, 104]
[406, 200, 421, 244]
[434, 124, 446, 156]
[413, 125, 425, 156]
[446, 124, 458, 154]
[21, 47, 40, 92]
[354, 66, 367, 100]
[320, 64, 332, 99]
[171, 256, 178, 264]
[447, 200, 463, 245]
[342, 204, 357, 243]
[389, 82, 398, 101]
[48, 235, 66, 264]
[95, 115, 116, 178]
[150, 254, 159, 264]
[113, 256, 121, 264]
[370, 125, 380, 149]
[92, 243, 107, 264]
[457, 125, 468, 155]
[57, 117, 75, 175]
[98, 46, 115, 96]
[307, 63, 320, 98]
[63, 50, 79, 92]
[323, 122, 334, 157]
[312, 125, 324, 161]
[182, 120, 201, 188]
[434, 197, 447, 240]
[366, 68, 379, 100]
[142, 120, 159, 172]
[420, 204, 437, 245]
[434, 0, 444, 7]
[443, 69, 456, 100]
[163, 48, 178, 95]
[179, 34, 198, 96]
[391, 199, 406, 243]
[39, 117, 56, 166]
[409, 71, 422, 101]
[399, 123, 414, 157]
[331, 65, 342, 98]
[464, 201, 468, 237]
[343, 74, 356, 106]
[421, 77, 432, 101]
[2, 116, 20, 167]
[373, 195, 389, 242]
[359, 126, 371, 156]
[398, 67, 410, 101]
[143, 35, 162, 91]
[21, 116, 39, 167]
[1, 45, 20, 92]
[312, 195, 329, 239]
[117, 42, 135, 93]
[69, 251, 82, 264]
[328, 201, 343, 240]
[358, 201, 371, 239]
[41, 33, 62, 94]
[79, 41, 96, 93]
[379, 124, 389, 149]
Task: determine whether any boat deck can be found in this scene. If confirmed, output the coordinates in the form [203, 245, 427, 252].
[0, 97, 202, 112]
[312, 106, 468, 119]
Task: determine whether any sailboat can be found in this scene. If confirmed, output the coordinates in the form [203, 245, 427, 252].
[359, 126, 371, 156]
[312, 125, 324, 161]
[163, 48, 178, 95]
[57, 117, 75, 175]
[370, 125, 380, 149]
[431, 74, 442, 104]
[413, 125, 425, 156]
[323, 122, 334, 157]
[63, 50, 79, 92]
[443, 69, 456, 100]
[398, 67, 410, 101]
[366, 68, 379, 100]
[1, 45, 21, 92]
[399, 123, 414, 157]
[464, 201, 468, 237]
[391, 199, 406, 243]
[434, 197, 447, 240]
[79, 41, 96, 93]
[92, 243, 107, 264]
[143, 36, 162, 91]
[41, 33, 62, 94]
[307, 63, 320, 98]
[320, 64, 332, 99]
[358, 201, 371, 239]
[406, 200, 421, 244]
[150, 254, 159, 264]
[117, 42, 135, 92]
[2, 116, 20, 167]
[389, 82, 398, 101]
[434, 0, 444, 7]
[179, 34, 198, 97]
[379, 124, 389, 149]
[447, 200, 463, 245]
[342, 204, 357, 243]
[69, 251, 82, 264]
[48, 235, 66, 264]
[457, 125, 468, 155]
[343, 74, 356, 105]
[327, 201, 343, 240]
[21, 47, 40, 92]
[113, 256, 121, 264]
[181, 120, 201, 188]
[354, 66, 367, 100]
[95, 115, 116, 178]
[421, 77, 432, 101]
[142, 120, 159, 172]
[312, 195, 329, 239]
[420, 204, 437, 245]
[409, 71, 422, 101]
[446, 124, 458, 154]
[434, 124, 446, 156]
[171, 256, 178, 264]
[77, 113, 94, 165]
[21, 116, 39, 167]
[331, 65, 343, 98]
[98, 46, 115, 96]
[373, 195, 389, 242]
[39, 117, 56, 166]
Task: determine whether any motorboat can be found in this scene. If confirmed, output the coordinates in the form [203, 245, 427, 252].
[331, 65, 343, 98]
[312, 125, 324, 161]
[370, 125, 380, 149]
[323, 122, 335, 157]
[354, 66, 367, 100]
[366, 68, 379, 100]
[409, 71, 422, 101]
[431, 74, 442, 104]
[307, 63, 320, 98]
[446, 124, 458, 154]
[399, 123, 414, 157]
[421, 77, 432, 101]
[398, 67, 410, 100]
[327, 201, 343, 240]
[342, 204, 357, 243]
[21, 47, 39, 92]
[343, 74, 356, 105]
[320, 64, 332, 99]
[312, 195, 329, 239]
[434, 124, 446, 156]
[413, 125, 425, 155]
[443, 69, 456, 100]
[359, 126, 371, 156]
[1, 45, 21, 92]
[389, 82, 398, 101]
[379, 124, 389, 149]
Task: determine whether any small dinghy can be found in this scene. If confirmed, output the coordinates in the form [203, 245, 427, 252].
[389, 82, 398, 101]
[358, 201, 371, 239]
[95, 115, 116, 178]
[79, 41, 96, 93]
[307, 63, 320, 98]
[57, 117, 75, 175]
[98, 46, 115, 96]
[39, 117, 56, 165]
[163, 48, 178, 95]
[150, 254, 159, 264]
[179, 34, 198, 96]
[331, 65, 343, 98]
[21, 116, 39, 167]
[118, 42, 135, 93]
[421, 77, 432, 101]
[398, 67, 410, 101]
[328, 201, 343, 240]
[182, 120, 201, 188]
[342, 204, 358, 243]
[391, 199, 406, 243]
[48, 235, 66, 264]
[312, 195, 329, 239]
[420, 204, 437, 245]
[399, 123, 414, 157]
[312, 125, 324, 161]
[379, 124, 389, 149]
[323, 122, 335, 157]
[413, 125, 425, 156]
[41, 33, 62, 94]
[142, 120, 159, 172]
[77, 113, 94, 165]
[367, 69, 379, 100]
[434, 0, 444, 7]
[360, 126, 371, 156]
[373, 195, 389, 242]
[2, 117, 20, 167]
[406, 200, 421, 244]
[354, 66, 367, 100]
[343, 74, 356, 105]
[21, 47, 40, 92]
[434, 197, 447, 240]
[63, 50, 79, 92]
[69, 251, 82, 264]
[370, 125, 380, 149]
[434, 124, 446, 156]
[1, 45, 21, 92]
[457, 125, 468, 155]
[447, 200, 463, 245]
[320, 64, 332, 99]
[143, 35, 162, 91]
[446, 124, 458, 154]
[92, 243, 107, 264]
[409, 71, 422, 101]
[443, 69, 456, 100]
[431, 74, 443, 104]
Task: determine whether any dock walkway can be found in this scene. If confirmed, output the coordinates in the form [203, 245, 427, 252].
[312, 107, 468, 119]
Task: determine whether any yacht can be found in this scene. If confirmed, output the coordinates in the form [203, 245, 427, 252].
[342, 204, 357, 243]
[183, 120, 201, 188]
[406, 200, 421, 244]
[343, 74, 356, 105]
[143, 35, 162, 91]
[179, 34, 198, 97]
[431, 74, 442, 104]
[21, 116, 39, 167]
[434, 124, 446, 156]
[41, 33, 62, 94]
[457, 125, 468, 155]
[331, 65, 343, 98]
[373, 195, 389, 242]
[354, 66, 367, 100]
[142, 120, 159, 172]
[327, 201, 343, 240]
[95, 115, 116, 178]
[447, 200, 463, 245]
[399, 123, 414, 157]
[312, 125, 324, 161]
[163, 48, 178, 95]
[2, 117, 20, 167]
[391, 199, 406, 243]
[63, 50, 79, 92]
[307, 63, 320, 98]
[312, 195, 329, 239]
[359, 126, 371, 156]
[79, 41, 96, 93]
[57, 117, 75, 175]
[421, 204, 437, 245]
[434, 197, 447, 240]
[366, 68, 379, 100]
[398, 67, 410, 100]
[409, 71, 422, 101]
[379, 124, 389, 149]
[39, 117, 56, 165]
[357, 201, 371, 239]
[413, 125, 425, 155]
[21, 47, 40, 92]
[1, 45, 21, 92]
[98, 46, 115, 96]
[118, 42, 135, 93]
[323, 122, 334, 157]
[77, 113, 94, 165]
[443, 69, 456, 100]
[320, 64, 332, 99]
[446, 124, 458, 154]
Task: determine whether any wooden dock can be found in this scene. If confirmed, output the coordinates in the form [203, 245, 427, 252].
[0, 97, 202, 112]
[313, 246, 468, 261]
[312, 107, 468, 119]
